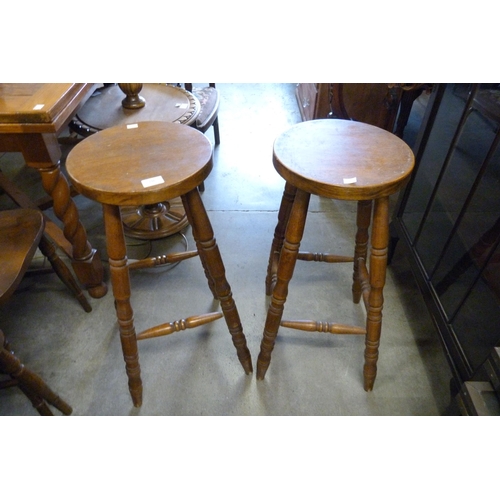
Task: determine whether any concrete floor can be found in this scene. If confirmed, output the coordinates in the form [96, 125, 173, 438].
[0, 83, 455, 415]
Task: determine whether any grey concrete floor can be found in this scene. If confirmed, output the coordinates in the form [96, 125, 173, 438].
[0, 83, 455, 415]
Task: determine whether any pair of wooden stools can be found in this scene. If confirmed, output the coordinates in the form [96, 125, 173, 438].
[66, 119, 414, 406]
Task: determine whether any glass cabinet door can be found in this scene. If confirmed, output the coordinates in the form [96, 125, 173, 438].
[399, 83, 500, 378]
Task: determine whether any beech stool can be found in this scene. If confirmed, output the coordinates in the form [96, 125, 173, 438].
[257, 119, 415, 390]
[65, 121, 253, 407]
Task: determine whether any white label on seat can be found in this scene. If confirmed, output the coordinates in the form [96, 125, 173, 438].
[33, 104, 44, 110]
[127, 123, 139, 129]
[141, 175, 164, 188]
[343, 177, 357, 184]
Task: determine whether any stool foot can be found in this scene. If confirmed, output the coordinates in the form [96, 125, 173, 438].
[363, 336, 380, 392]
[256, 351, 271, 380]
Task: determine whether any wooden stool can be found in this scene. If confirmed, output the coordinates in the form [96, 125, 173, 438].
[65, 121, 253, 407]
[257, 119, 415, 390]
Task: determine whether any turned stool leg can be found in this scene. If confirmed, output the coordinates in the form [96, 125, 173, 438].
[102, 204, 143, 407]
[257, 188, 311, 380]
[363, 196, 390, 391]
[265, 182, 297, 295]
[181, 188, 253, 375]
[352, 200, 373, 304]
[181, 189, 217, 300]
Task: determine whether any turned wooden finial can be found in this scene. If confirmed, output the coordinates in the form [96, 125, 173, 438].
[118, 83, 146, 109]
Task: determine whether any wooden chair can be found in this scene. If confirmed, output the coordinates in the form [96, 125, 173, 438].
[0, 171, 91, 312]
[184, 84, 220, 146]
[0, 208, 72, 415]
[65, 121, 252, 407]
[327, 83, 403, 131]
[257, 119, 415, 390]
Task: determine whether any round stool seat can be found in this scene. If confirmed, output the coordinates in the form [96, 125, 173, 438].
[66, 121, 212, 207]
[273, 119, 414, 201]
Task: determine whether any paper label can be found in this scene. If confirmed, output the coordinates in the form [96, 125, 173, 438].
[343, 177, 357, 184]
[141, 176, 165, 188]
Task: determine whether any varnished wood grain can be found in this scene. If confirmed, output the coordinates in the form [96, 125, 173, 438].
[0, 83, 106, 298]
[273, 119, 414, 200]
[0, 209, 44, 305]
[0, 83, 96, 131]
[66, 121, 213, 206]
[0, 209, 73, 415]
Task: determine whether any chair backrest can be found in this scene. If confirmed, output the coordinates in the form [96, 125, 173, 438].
[0, 209, 44, 305]
[318, 83, 403, 132]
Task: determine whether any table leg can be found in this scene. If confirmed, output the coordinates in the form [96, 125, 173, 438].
[21, 133, 107, 298]
[257, 188, 311, 380]
[103, 204, 143, 407]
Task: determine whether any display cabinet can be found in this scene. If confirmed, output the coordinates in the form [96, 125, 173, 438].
[392, 84, 500, 404]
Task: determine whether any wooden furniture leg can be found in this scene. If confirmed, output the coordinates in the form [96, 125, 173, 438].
[0, 170, 92, 311]
[102, 204, 142, 407]
[37, 235, 92, 312]
[257, 188, 311, 380]
[352, 200, 373, 304]
[181, 188, 253, 375]
[0, 330, 72, 416]
[21, 133, 107, 299]
[363, 196, 390, 391]
[181, 188, 217, 300]
[265, 181, 297, 295]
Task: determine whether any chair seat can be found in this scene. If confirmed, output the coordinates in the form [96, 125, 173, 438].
[0, 209, 44, 305]
[0, 208, 73, 415]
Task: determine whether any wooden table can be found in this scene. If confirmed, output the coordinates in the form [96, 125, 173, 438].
[0, 83, 107, 298]
[70, 84, 201, 239]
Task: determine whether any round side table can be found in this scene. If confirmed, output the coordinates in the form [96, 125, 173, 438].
[69, 84, 201, 239]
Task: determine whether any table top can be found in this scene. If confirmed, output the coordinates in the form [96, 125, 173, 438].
[0, 83, 97, 133]
[74, 84, 200, 131]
